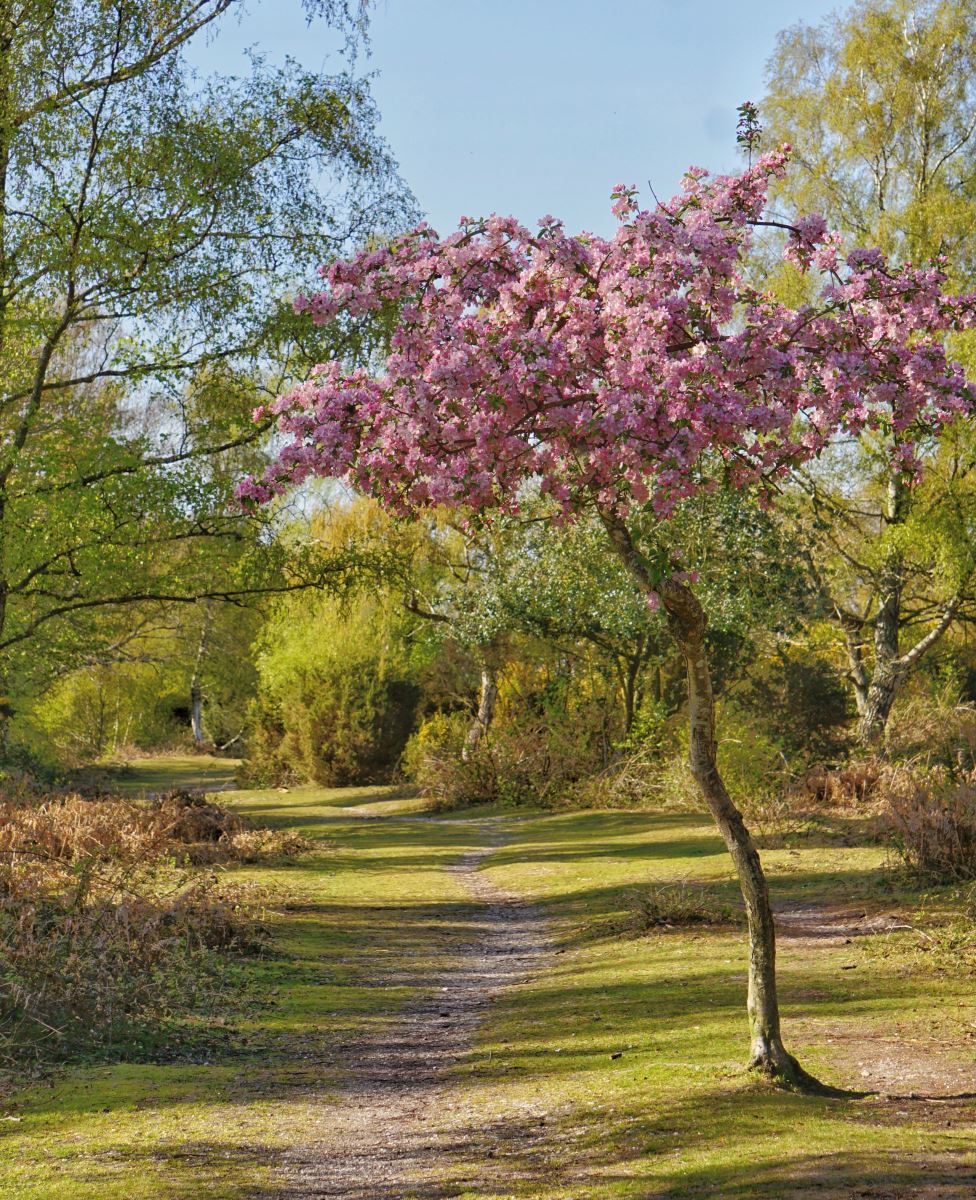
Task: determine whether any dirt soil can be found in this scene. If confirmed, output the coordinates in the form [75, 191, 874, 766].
[778, 902, 976, 1102]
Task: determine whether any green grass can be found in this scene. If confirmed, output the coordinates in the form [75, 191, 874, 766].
[453, 810, 976, 1197]
[104, 753, 242, 795]
[0, 772, 480, 1199]
[2, 768, 974, 1198]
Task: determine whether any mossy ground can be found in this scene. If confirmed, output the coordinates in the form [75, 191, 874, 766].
[1, 758, 973, 1198]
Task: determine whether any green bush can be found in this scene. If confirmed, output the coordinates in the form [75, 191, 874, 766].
[403, 687, 619, 811]
[241, 592, 426, 787]
[737, 650, 851, 763]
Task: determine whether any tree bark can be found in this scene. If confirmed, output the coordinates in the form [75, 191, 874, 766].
[621, 643, 645, 734]
[190, 683, 204, 746]
[662, 581, 811, 1081]
[189, 600, 213, 747]
[844, 472, 961, 749]
[857, 668, 899, 749]
[598, 511, 824, 1089]
[462, 663, 498, 761]
[859, 475, 903, 748]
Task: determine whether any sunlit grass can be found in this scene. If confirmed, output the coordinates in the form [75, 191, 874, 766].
[106, 753, 242, 795]
[455, 808, 976, 1197]
[0, 771, 478, 1199]
[2, 768, 974, 1198]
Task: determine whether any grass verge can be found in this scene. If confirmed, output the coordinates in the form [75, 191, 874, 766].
[0, 774, 480, 1200]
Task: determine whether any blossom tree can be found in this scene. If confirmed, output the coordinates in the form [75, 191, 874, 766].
[242, 147, 976, 1089]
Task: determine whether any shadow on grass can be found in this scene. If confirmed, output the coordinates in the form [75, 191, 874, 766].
[5, 801, 961, 1199]
[212, 1094, 976, 1199]
[514, 862, 896, 951]
[426, 1084, 976, 1199]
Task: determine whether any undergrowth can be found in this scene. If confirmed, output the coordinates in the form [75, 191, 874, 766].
[0, 789, 307, 1067]
[627, 880, 742, 932]
[865, 883, 976, 976]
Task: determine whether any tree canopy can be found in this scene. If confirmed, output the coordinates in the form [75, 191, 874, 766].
[763, 0, 976, 742]
[244, 145, 976, 1087]
[0, 0, 413, 710]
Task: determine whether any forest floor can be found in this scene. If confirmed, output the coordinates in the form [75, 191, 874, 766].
[1, 760, 975, 1198]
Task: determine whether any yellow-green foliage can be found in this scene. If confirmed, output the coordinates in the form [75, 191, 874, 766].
[765, 0, 976, 272]
[245, 590, 426, 787]
[30, 662, 187, 764]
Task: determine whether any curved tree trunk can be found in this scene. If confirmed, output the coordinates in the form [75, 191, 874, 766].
[659, 580, 817, 1084]
[462, 664, 498, 761]
[599, 511, 824, 1089]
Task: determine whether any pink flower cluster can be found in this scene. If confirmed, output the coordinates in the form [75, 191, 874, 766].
[240, 147, 976, 521]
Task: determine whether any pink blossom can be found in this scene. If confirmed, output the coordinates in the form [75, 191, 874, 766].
[240, 145, 976, 531]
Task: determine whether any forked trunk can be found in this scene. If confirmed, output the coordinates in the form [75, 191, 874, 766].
[599, 512, 824, 1090]
[853, 472, 904, 750]
[857, 669, 898, 749]
[462, 665, 498, 761]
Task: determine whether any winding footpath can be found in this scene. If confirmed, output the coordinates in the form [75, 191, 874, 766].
[266, 822, 551, 1199]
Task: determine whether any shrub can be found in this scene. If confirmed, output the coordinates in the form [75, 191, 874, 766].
[736, 651, 851, 763]
[0, 790, 304, 1063]
[0, 790, 306, 867]
[242, 592, 426, 787]
[797, 760, 884, 811]
[404, 700, 615, 810]
[570, 741, 678, 810]
[236, 696, 303, 788]
[0, 865, 263, 1060]
[884, 692, 976, 768]
[628, 881, 741, 931]
[400, 712, 491, 808]
[882, 764, 976, 881]
[509, 704, 798, 822]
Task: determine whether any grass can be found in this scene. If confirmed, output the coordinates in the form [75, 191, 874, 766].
[454, 810, 976, 1197]
[1, 766, 974, 1197]
[0, 770, 479, 1199]
[104, 753, 242, 795]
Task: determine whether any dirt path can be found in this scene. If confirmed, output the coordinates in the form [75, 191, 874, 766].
[264, 821, 550, 1199]
[777, 902, 976, 1101]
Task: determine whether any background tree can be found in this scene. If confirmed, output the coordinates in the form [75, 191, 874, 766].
[248, 588, 429, 787]
[763, 0, 976, 744]
[0, 0, 413, 737]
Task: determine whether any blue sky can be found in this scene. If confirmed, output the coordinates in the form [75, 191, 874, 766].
[197, 0, 841, 237]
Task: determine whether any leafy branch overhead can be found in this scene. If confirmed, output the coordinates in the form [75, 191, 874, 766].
[0, 0, 415, 694]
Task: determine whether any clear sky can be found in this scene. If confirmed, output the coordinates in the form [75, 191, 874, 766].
[195, 0, 841, 238]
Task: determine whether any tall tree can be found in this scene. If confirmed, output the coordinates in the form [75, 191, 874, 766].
[0, 0, 413, 720]
[763, 0, 976, 744]
[248, 150, 976, 1087]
